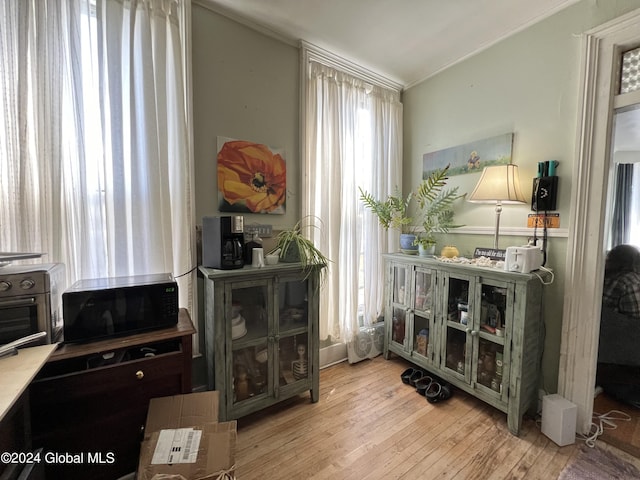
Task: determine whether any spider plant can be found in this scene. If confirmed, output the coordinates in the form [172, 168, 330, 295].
[271, 217, 329, 279]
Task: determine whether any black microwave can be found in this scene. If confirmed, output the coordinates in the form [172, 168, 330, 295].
[62, 273, 178, 344]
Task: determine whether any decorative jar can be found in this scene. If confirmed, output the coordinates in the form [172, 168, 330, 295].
[440, 245, 459, 258]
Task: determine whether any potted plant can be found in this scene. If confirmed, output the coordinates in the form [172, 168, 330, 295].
[358, 187, 419, 251]
[271, 217, 329, 279]
[413, 165, 464, 255]
[359, 165, 463, 255]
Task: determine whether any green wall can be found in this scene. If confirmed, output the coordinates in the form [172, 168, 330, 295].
[403, 0, 640, 392]
[192, 5, 300, 229]
[191, 4, 299, 387]
[191, 0, 640, 391]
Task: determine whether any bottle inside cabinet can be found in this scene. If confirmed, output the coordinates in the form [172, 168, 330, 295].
[445, 328, 466, 373]
[278, 278, 310, 385]
[392, 266, 408, 304]
[414, 270, 433, 313]
[230, 283, 268, 405]
[446, 277, 469, 324]
[413, 319, 429, 357]
[476, 338, 504, 392]
[391, 310, 406, 344]
[444, 276, 469, 374]
[232, 343, 269, 402]
[479, 284, 507, 336]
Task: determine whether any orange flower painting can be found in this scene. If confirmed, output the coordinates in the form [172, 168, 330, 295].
[217, 139, 286, 214]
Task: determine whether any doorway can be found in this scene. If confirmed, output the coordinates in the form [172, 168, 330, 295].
[593, 102, 640, 457]
[558, 8, 640, 435]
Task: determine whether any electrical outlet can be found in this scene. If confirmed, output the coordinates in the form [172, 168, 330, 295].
[245, 224, 273, 237]
[528, 237, 542, 247]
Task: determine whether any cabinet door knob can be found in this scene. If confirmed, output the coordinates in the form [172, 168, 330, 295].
[136, 370, 144, 380]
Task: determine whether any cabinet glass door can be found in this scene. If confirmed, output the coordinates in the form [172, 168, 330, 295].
[389, 263, 410, 351]
[411, 267, 435, 361]
[473, 281, 512, 397]
[278, 277, 310, 388]
[476, 338, 504, 394]
[442, 274, 472, 378]
[392, 264, 410, 305]
[229, 282, 269, 405]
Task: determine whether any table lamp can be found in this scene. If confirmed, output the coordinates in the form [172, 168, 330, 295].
[468, 164, 526, 249]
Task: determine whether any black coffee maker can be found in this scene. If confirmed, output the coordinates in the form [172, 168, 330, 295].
[202, 216, 245, 269]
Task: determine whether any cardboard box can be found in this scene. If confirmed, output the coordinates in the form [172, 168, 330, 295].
[137, 391, 237, 480]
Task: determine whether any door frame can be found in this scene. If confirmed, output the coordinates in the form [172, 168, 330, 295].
[559, 7, 640, 433]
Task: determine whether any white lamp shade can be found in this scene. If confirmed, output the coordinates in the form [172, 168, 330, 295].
[468, 164, 526, 204]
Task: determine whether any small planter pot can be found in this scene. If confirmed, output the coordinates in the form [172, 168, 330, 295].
[399, 234, 418, 253]
[280, 243, 301, 263]
[418, 243, 436, 256]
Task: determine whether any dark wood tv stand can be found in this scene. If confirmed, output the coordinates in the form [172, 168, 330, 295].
[29, 309, 195, 480]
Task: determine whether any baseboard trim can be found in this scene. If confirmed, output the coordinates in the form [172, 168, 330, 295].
[320, 342, 347, 369]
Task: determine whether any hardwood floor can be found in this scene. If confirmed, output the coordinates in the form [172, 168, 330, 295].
[235, 355, 582, 479]
[593, 391, 640, 458]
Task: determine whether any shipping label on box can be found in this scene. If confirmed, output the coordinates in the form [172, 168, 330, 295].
[151, 428, 202, 465]
[137, 391, 237, 480]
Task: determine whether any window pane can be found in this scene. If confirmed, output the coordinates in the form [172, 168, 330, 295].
[621, 46, 640, 94]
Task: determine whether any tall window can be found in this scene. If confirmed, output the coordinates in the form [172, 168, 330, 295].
[301, 44, 403, 345]
[0, 0, 194, 311]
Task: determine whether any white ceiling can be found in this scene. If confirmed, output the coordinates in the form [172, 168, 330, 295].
[200, 0, 582, 87]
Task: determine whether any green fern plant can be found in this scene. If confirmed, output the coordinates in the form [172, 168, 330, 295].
[358, 187, 415, 233]
[359, 164, 464, 244]
[414, 165, 465, 246]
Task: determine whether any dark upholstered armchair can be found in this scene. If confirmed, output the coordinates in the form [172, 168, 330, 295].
[598, 305, 640, 367]
[597, 305, 640, 407]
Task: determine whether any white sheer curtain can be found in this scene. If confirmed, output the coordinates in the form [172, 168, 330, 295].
[607, 163, 640, 249]
[302, 49, 402, 344]
[0, 0, 194, 312]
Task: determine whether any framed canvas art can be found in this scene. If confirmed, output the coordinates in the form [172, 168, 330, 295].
[423, 133, 514, 178]
[216, 137, 286, 214]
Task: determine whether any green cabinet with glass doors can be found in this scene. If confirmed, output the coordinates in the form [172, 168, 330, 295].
[383, 253, 544, 435]
[200, 263, 320, 421]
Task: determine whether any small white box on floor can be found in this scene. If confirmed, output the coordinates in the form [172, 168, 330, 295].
[541, 394, 577, 446]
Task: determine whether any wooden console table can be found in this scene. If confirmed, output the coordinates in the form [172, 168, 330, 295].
[29, 308, 195, 480]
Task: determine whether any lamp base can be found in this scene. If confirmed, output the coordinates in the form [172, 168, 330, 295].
[493, 203, 503, 250]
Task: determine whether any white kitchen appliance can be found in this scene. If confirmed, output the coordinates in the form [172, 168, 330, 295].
[504, 245, 543, 273]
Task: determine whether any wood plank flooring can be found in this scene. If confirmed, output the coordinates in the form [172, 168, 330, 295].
[235, 355, 584, 479]
[593, 391, 640, 458]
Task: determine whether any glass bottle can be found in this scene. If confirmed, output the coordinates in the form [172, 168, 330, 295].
[244, 233, 263, 264]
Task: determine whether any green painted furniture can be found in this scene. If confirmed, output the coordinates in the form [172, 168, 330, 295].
[200, 264, 320, 421]
[383, 253, 544, 435]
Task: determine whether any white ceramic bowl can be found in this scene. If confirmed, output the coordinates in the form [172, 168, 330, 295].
[231, 315, 247, 339]
[265, 255, 279, 265]
[255, 348, 268, 363]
